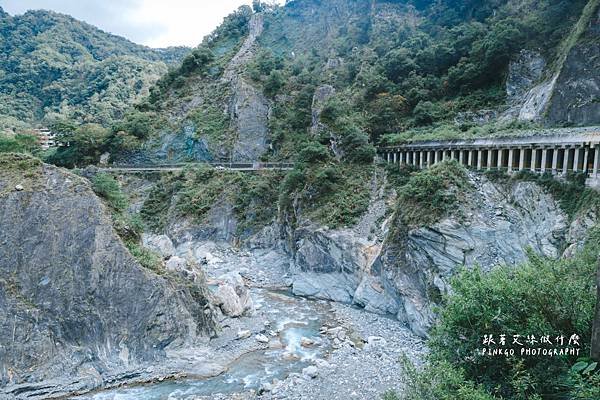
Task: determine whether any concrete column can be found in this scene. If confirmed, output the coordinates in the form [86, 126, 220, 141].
[467, 150, 473, 167]
[531, 148, 537, 172]
[393, 152, 398, 164]
[573, 147, 580, 172]
[583, 147, 590, 174]
[540, 148, 547, 173]
[477, 149, 483, 170]
[419, 151, 425, 169]
[508, 148, 514, 173]
[551, 148, 558, 174]
[426, 151, 432, 167]
[433, 150, 439, 164]
[519, 148, 526, 171]
[459, 150, 465, 165]
[594, 146, 599, 177]
[387, 153, 391, 163]
[563, 147, 569, 175]
[487, 149, 493, 170]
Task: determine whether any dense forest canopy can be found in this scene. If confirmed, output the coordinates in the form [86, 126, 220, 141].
[0, 7, 189, 129]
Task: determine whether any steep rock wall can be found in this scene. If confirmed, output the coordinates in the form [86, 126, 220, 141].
[283, 172, 575, 337]
[0, 155, 216, 398]
[509, 0, 600, 126]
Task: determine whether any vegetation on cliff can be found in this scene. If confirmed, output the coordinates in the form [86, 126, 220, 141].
[387, 229, 600, 400]
[91, 172, 162, 272]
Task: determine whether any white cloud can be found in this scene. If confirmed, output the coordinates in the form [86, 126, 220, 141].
[129, 0, 252, 48]
[0, 0, 285, 48]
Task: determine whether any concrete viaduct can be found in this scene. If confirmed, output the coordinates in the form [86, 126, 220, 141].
[378, 131, 600, 187]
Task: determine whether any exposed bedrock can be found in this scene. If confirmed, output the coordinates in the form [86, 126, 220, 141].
[283, 173, 588, 337]
[0, 156, 217, 398]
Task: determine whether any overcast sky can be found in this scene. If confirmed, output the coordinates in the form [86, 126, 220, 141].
[1, 0, 283, 48]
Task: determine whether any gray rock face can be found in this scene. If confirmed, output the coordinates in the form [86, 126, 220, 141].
[168, 198, 238, 246]
[505, 6, 600, 126]
[546, 6, 600, 126]
[506, 50, 547, 101]
[0, 158, 216, 397]
[383, 177, 568, 336]
[222, 13, 264, 83]
[113, 124, 213, 165]
[230, 79, 271, 162]
[284, 173, 575, 338]
[310, 85, 336, 136]
[290, 226, 367, 303]
[221, 13, 271, 162]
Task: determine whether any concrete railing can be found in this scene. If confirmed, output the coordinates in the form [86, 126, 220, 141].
[98, 161, 294, 172]
[379, 132, 600, 187]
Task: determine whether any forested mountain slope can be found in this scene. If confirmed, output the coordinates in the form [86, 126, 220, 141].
[0, 7, 189, 129]
[116, 0, 597, 166]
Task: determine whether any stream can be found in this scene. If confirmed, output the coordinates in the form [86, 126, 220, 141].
[80, 289, 334, 400]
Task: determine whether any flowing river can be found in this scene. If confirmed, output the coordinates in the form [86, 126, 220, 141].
[79, 289, 334, 400]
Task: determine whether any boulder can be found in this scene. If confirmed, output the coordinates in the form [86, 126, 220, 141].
[237, 330, 252, 340]
[255, 334, 269, 343]
[302, 365, 318, 379]
[212, 272, 254, 317]
[165, 256, 186, 271]
[142, 233, 175, 258]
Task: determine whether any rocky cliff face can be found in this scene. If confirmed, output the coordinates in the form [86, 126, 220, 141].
[508, 0, 600, 126]
[224, 14, 271, 162]
[0, 155, 217, 398]
[545, 3, 600, 125]
[281, 172, 583, 337]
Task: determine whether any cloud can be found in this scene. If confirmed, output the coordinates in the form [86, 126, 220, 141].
[1, 0, 284, 48]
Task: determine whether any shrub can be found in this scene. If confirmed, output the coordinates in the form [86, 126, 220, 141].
[339, 128, 376, 164]
[428, 230, 600, 399]
[0, 133, 39, 154]
[397, 160, 470, 226]
[91, 173, 128, 212]
[278, 162, 373, 229]
[396, 356, 498, 400]
[180, 47, 215, 76]
[413, 101, 444, 125]
[297, 142, 331, 164]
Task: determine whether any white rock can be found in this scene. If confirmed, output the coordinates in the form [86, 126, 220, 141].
[142, 234, 175, 258]
[260, 382, 272, 393]
[255, 334, 269, 343]
[15, 184, 24, 191]
[236, 329, 251, 340]
[212, 272, 254, 317]
[165, 256, 186, 271]
[364, 335, 387, 352]
[314, 358, 331, 369]
[302, 365, 318, 379]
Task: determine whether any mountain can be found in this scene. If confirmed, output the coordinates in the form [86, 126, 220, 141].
[0, 7, 190, 129]
[113, 0, 597, 166]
